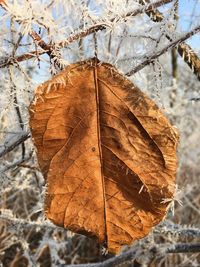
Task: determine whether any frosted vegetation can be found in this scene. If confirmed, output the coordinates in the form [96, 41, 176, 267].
[0, 0, 200, 266]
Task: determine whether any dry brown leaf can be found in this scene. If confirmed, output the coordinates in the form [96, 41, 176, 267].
[29, 58, 179, 253]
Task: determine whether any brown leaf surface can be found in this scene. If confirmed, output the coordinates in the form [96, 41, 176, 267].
[29, 58, 179, 253]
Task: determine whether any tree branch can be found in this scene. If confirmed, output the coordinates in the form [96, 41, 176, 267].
[8, 66, 26, 159]
[0, 132, 30, 158]
[126, 25, 200, 76]
[60, 243, 200, 267]
[0, 213, 61, 231]
[0, 50, 45, 68]
[0, 0, 173, 69]
[2, 214, 200, 266]
[1, 1, 63, 69]
[139, 0, 200, 80]
[167, 243, 200, 253]
[2, 214, 200, 239]
[154, 221, 200, 238]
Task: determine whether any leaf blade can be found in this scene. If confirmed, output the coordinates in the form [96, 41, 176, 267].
[29, 58, 179, 253]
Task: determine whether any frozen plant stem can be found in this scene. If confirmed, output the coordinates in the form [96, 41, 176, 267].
[8, 64, 26, 159]
[60, 243, 200, 267]
[0, 132, 30, 158]
[139, 0, 200, 80]
[126, 25, 200, 76]
[0, 1, 63, 69]
[0, 0, 173, 69]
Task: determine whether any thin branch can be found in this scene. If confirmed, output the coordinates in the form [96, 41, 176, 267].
[60, 243, 200, 267]
[8, 66, 26, 159]
[167, 243, 200, 253]
[139, 0, 200, 80]
[121, 0, 173, 20]
[126, 25, 200, 76]
[29, 31, 51, 53]
[154, 221, 200, 238]
[40, 0, 174, 49]
[58, 25, 106, 49]
[190, 97, 200, 101]
[0, 213, 62, 231]
[2, 214, 200, 239]
[1, 1, 63, 69]
[1, 213, 200, 266]
[0, 50, 45, 68]
[1, 1, 49, 52]
[12, 33, 23, 55]
[0, 132, 30, 158]
[0, 154, 31, 172]
[0, 0, 173, 69]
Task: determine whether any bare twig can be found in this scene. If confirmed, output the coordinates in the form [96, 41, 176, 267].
[139, 0, 200, 80]
[171, 0, 178, 80]
[0, 132, 30, 158]
[126, 25, 200, 76]
[190, 97, 200, 101]
[0, 154, 31, 172]
[167, 243, 200, 253]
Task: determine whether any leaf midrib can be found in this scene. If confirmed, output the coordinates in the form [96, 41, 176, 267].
[93, 62, 108, 246]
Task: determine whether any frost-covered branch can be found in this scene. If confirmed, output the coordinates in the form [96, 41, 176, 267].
[1, 1, 63, 69]
[126, 24, 200, 76]
[154, 221, 200, 238]
[0, 50, 45, 68]
[61, 243, 200, 267]
[167, 243, 200, 253]
[0, 0, 173, 69]
[0, 212, 63, 231]
[1, 214, 200, 266]
[8, 67, 26, 159]
[2, 212, 200, 238]
[0, 132, 30, 158]
[139, 0, 200, 80]
[58, 0, 173, 47]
